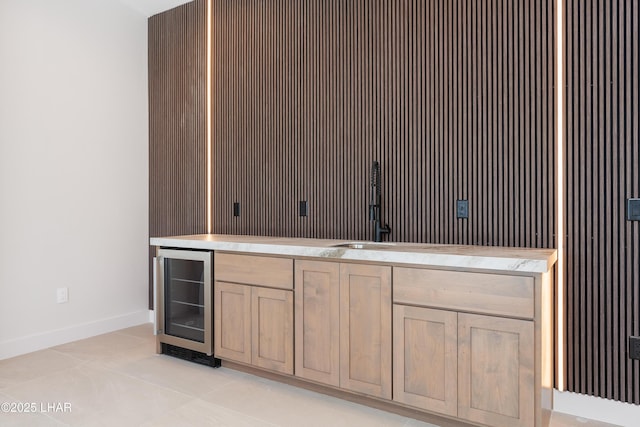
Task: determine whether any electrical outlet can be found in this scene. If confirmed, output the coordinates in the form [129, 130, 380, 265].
[233, 202, 240, 217]
[456, 200, 469, 219]
[299, 200, 308, 217]
[627, 198, 640, 221]
[56, 287, 68, 304]
[629, 336, 640, 360]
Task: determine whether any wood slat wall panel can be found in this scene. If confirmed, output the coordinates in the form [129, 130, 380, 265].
[147, 0, 640, 407]
[210, 0, 555, 250]
[149, 0, 207, 306]
[565, 0, 640, 404]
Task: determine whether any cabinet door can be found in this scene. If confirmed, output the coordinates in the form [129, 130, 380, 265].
[393, 305, 458, 416]
[294, 260, 340, 386]
[458, 313, 534, 427]
[339, 264, 392, 399]
[251, 287, 294, 374]
[214, 281, 251, 364]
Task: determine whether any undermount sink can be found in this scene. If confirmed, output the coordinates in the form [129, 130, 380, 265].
[331, 242, 396, 250]
[331, 242, 460, 252]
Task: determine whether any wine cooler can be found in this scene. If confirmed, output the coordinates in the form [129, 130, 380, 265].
[154, 248, 216, 361]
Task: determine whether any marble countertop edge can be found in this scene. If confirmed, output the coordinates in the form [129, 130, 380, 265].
[150, 234, 557, 274]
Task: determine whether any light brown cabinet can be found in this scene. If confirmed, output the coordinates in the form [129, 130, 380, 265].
[214, 253, 294, 375]
[214, 281, 251, 364]
[393, 304, 535, 426]
[294, 260, 341, 386]
[393, 268, 535, 319]
[211, 250, 551, 427]
[393, 266, 548, 427]
[294, 260, 392, 399]
[339, 263, 392, 399]
[393, 305, 458, 417]
[251, 286, 293, 373]
[458, 313, 534, 427]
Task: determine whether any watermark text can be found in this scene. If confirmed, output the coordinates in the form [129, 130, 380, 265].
[1, 402, 72, 413]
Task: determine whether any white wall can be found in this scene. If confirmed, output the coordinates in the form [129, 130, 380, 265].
[0, 0, 150, 359]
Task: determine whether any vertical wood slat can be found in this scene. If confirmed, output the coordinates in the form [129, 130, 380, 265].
[148, 0, 207, 307]
[210, 0, 555, 252]
[565, 0, 640, 405]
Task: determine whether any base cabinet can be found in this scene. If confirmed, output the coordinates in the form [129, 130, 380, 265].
[393, 305, 458, 417]
[458, 313, 534, 427]
[339, 263, 392, 399]
[294, 260, 341, 386]
[214, 281, 251, 364]
[213, 253, 294, 375]
[210, 252, 549, 427]
[294, 260, 392, 399]
[251, 286, 294, 373]
[214, 281, 293, 374]
[393, 266, 545, 427]
[393, 305, 535, 426]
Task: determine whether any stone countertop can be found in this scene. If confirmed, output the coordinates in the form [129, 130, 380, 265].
[150, 234, 557, 274]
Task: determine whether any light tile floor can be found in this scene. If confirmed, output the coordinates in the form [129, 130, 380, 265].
[0, 324, 621, 427]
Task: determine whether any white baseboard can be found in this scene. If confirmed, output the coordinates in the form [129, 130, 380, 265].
[554, 389, 640, 427]
[0, 310, 151, 360]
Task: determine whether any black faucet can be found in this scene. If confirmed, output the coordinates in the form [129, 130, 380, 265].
[369, 161, 391, 242]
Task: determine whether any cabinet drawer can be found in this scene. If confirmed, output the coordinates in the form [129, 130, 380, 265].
[214, 253, 293, 289]
[393, 268, 534, 319]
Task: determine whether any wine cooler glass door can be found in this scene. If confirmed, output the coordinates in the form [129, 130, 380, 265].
[165, 258, 205, 342]
[155, 248, 212, 355]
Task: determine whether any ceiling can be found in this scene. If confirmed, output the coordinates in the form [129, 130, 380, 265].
[118, 0, 192, 17]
